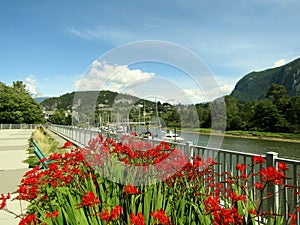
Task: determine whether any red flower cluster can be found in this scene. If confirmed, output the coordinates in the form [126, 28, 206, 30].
[0, 193, 10, 209]
[99, 205, 122, 223]
[46, 209, 59, 219]
[253, 155, 265, 164]
[258, 166, 286, 185]
[79, 191, 100, 207]
[124, 184, 140, 195]
[236, 163, 246, 172]
[150, 209, 171, 225]
[19, 213, 37, 225]
[130, 212, 145, 225]
[61, 141, 73, 149]
[17, 148, 85, 201]
[204, 193, 243, 225]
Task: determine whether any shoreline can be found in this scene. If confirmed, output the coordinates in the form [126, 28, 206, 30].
[180, 129, 300, 143]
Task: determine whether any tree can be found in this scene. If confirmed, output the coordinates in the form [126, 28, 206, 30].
[50, 109, 71, 125]
[224, 96, 243, 130]
[0, 81, 45, 124]
[250, 100, 289, 132]
[265, 83, 287, 102]
[286, 96, 300, 133]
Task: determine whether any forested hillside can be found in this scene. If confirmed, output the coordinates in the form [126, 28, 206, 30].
[231, 58, 300, 101]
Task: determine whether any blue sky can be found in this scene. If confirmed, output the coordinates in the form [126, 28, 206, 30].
[1, 0, 300, 103]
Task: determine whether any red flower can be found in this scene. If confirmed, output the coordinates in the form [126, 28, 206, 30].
[253, 156, 265, 164]
[46, 209, 59, 219]
[99, 205, 122, 222]
[0, 193, 10, 209]
[131, 132, 138, 136]
[150, 209, 171, 224]
[19, 213, 38, 225]
[110, 205, 122, 220]
[49, 153, 63, 161]
[255, 182, 264, 189]
[61, 141, 73, 149]
[80, 191, 100, 207]
[278, 162, 288, 171]
[236, 163, 246, 172]
[124, 184, 139, 195]
[249, 208, 256, 215]
[130, 212, 145, 225]
[258, 166, 286, 185]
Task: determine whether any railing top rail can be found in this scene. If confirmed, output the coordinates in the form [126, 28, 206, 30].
[276, 157, 300, 165]
[191, 144, 264, 158]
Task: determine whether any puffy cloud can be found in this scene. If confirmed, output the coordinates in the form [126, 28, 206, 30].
[75, 61, 155, 92]
[273, 59, 286, 68]
[182, 83, 234, 104]
[182, 88, 207, 103]
[25, 75, 43, 97]
[220, 83, 235, 95]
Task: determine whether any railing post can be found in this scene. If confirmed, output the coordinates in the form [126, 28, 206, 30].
[185, 141, 193, 162]
[266, 151, 279, 213]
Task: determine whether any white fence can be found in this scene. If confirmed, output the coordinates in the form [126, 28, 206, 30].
[0, 124, 38, 129]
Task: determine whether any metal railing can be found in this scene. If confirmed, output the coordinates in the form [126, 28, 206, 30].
[0, 124, 38, 129]
[49, 124, 300, 224]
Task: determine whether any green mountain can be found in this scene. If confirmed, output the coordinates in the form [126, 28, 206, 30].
[34, 97, 49, 103]
[40, 90, 180, 127]
[230, 58, 300, 101]
[41, 90, 141, 110]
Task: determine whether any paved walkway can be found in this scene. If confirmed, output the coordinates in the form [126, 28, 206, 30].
[45, 128, 67, 148]
[0, 129, 33, 225]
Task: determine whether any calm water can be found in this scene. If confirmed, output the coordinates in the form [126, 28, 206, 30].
[179, 132, 300, 160]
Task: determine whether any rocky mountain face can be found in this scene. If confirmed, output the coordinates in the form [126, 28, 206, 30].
[230, 58, 300, 101]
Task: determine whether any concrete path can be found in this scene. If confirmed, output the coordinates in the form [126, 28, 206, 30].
[46, 128, 67, 148]
[0, 129, 33, 225]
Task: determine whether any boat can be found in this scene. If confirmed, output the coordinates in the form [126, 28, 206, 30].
[162, 130, 184, 142]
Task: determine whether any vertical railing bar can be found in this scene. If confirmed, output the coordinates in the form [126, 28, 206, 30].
[292, 164, 299, 225]
[217, 152, 221, 184]
[283, 168, 288, 224]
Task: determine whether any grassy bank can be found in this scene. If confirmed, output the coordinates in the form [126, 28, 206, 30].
[180, 128, 300, 142]
[24, 126, 64, 167]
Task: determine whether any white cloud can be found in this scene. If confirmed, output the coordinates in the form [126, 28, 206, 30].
[220, 83, 235, 95]
[25, 75, 43, 97]
[182, 89, 207, 103]
[273, 59, 286, 68]
[182, 83, 234, 103]
[75, 61, 155, 92]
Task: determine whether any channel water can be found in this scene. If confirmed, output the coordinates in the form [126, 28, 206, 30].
[179, 132, 300, 160]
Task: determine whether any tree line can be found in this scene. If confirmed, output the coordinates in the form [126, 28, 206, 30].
[182, 83, 300, 133]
